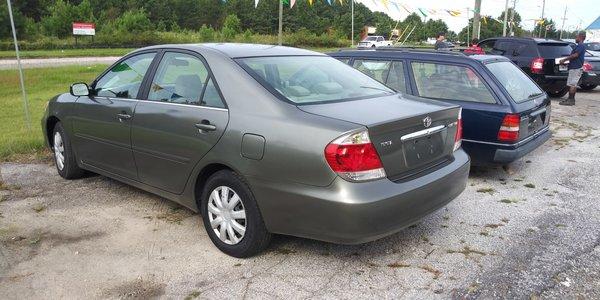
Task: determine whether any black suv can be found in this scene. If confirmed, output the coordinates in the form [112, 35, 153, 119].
[477, 37, 572, 97]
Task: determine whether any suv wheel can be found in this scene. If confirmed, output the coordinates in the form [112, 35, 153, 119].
[200, 170, 271, 257]
[547, 87, 568, 98]
[52, 122, 85, 179]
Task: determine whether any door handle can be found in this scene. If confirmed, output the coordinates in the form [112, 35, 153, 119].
[195, 121, 217, 132]
[117, 113, 131, 122]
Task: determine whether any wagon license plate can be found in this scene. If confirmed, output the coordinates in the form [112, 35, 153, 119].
[559, 64, 568, 72]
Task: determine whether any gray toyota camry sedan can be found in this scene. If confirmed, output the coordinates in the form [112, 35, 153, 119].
[42, 43, 470, 257]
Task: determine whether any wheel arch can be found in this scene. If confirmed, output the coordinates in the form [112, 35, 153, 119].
[193, 163, 235, 210]
[46, 116, 61, 148]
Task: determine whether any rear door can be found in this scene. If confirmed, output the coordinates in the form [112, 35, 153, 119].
[72, 52, 157, 179]
[132, 50, 229, 194]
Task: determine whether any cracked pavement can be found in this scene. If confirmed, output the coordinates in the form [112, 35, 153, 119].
[1, 89, 599, 299]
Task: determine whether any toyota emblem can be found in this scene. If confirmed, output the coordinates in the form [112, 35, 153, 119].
[423, 116, 432, 128]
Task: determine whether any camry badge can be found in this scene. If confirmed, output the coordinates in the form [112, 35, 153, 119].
[423, 116, 432, 128]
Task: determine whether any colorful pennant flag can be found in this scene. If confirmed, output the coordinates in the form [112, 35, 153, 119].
[418, 8, 428, 17]
[326, 0, 332, 5]
[308, 0, 313, 6]
[446, 10, 461, 17]
[290, 0, 295, 7]
[254, 0, 259, 7]
[400, 3, 411, 14]
[381, 0, 389, 11]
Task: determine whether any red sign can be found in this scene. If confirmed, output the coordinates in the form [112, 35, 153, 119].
[72, 22, 95, 36]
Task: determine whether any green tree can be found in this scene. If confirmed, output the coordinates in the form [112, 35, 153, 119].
[115, 9, 153, 33]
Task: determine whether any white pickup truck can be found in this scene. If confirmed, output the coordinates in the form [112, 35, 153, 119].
[358, 36, 393, 49]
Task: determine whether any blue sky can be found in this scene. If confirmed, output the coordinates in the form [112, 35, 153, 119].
[358, 0, 599, 34]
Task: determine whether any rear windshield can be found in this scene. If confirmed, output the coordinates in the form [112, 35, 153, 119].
[538, 43, 572, 58]
[586, 43, 600, 51]
[364, 36, 377, 41]
[237, 56, 395, 105]
[486, 61, 543, 103]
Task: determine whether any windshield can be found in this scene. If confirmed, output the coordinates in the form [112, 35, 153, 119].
[486, 61, 543, 103]
[586, 43, 600, 51]
[364, 36, 377, 41]
[237, 56, 395, 104]
[538, 43, 572, 58]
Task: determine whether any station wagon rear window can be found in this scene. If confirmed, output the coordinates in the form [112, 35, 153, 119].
[237, 56, 395, 104]
[486, 61, 543, 103]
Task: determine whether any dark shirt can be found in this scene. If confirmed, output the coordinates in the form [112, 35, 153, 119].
[434, 40, 447, 50]
[568, 43, 586, 69]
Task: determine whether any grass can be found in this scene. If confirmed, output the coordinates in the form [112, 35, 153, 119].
[0, 64, 109, 160]
[0, 46, 338, 60]
[0, 48, 134, 59]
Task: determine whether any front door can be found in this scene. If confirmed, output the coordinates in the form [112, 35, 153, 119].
[72, 52, 157, 179]
[132, 51, 229, 194]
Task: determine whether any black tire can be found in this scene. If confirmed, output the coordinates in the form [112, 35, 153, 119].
[580, 84, 598, 91]
[52, 122, 85, 179]
[200, 170, 271, 258]
[547, 87, 569, 98]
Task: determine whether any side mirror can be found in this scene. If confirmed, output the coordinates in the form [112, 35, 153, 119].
[70, 83, 90, 97]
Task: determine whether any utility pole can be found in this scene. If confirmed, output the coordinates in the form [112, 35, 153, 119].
[472, 0, 482, 40]
[502, 0, 509, 36]
[538, 0, 546, 38]
[466, 7, 470, 45]
[278, 0, 283, 46]
[559, 5, 567, 40]
[351, 0, 354, 47]
[6, 0, 31, 131]
[509, 0, 517, 36]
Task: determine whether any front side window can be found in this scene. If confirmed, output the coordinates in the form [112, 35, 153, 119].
[411, 62, 496, 103]
[486, 61, 543, 103]
[94, 52, 156, 98]
[148, 52, 224, 108]
[237, 56, 395, 104]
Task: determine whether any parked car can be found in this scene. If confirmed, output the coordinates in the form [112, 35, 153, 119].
[42, 44, 469, 257]
[329, 48, 551, 165]
[477, 37, 573, 97]
[581, 51, 600, 90]
[358, 36, 393, 48]
[584, 42, 600, 56]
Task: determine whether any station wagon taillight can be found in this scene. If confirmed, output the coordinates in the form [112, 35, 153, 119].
[530, 57, 544, 74]
[498, 114, 520, 142]
[454, 108, 463, 151]
[325, 130, 386, 182]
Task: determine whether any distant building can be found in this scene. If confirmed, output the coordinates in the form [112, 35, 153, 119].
[586, 16, 600, 42]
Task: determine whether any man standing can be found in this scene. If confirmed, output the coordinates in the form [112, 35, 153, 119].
[559, 31, 587, 106]
[434, 32, 447, 50]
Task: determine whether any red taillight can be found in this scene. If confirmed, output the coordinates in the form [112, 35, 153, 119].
[324, 130, 386, 182]
[498, 114, 520, 142]
[530, 57, 544, 74]
[453, 108, 463, 151]
[583, 62, 593, 72]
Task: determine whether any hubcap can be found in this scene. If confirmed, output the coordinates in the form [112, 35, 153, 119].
[207, 186, 246, 245]
[53, 132, 65, 171]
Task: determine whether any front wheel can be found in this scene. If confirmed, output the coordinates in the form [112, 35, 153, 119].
[52, 122, 85, 179]
[580, 84, 598, 91]
[547, 87, 568, 98]
[200, 170, 271, 258]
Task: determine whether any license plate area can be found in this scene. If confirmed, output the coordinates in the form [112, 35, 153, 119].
[403, 133, 444, 167]
[559, 65, 568, 72]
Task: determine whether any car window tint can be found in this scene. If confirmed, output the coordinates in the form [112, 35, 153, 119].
[514, 42, 536, 57]
[411, 62, 496, 104]
[491, 41, 512, 55]
[538, 43, 572, 57]
[94, 53, 155, 98]
[479, 40, 495, 53]
[353, 59, 391, 84]
[385, 61, 407, 93]
[335, 57, 350, 64]
[148, 52, 224, 108]
[486, 61, 543, 103]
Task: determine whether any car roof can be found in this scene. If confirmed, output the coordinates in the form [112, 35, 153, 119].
[135, 43, 324, 58]
[329, 48, 510, 64]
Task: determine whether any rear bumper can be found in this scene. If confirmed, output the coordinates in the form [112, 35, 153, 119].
[248, 150, 470, 244]
[532, 74, 567, 93]
[462, 126, 551, 164]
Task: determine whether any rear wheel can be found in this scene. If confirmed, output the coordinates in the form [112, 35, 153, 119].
[547, 87, 568, 98]
[580, 84, 598, 91]
[52, 122, 85, 179]
[200, 170, 271, 257]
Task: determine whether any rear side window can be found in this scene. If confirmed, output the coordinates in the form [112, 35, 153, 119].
[411, 62, 496, 104]
[479, 40, 496, 54]
[486, 61, 543, 103]
[147, 52, 225, 108]
[353, 59, 407, 93]
[538, 43, 572, 58]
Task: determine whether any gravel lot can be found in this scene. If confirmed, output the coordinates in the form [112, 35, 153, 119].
[1, 89, 599, 299]
[0, 57, 120, 70]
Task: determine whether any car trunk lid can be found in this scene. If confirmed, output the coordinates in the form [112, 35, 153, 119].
[298, 94, 461, 180]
